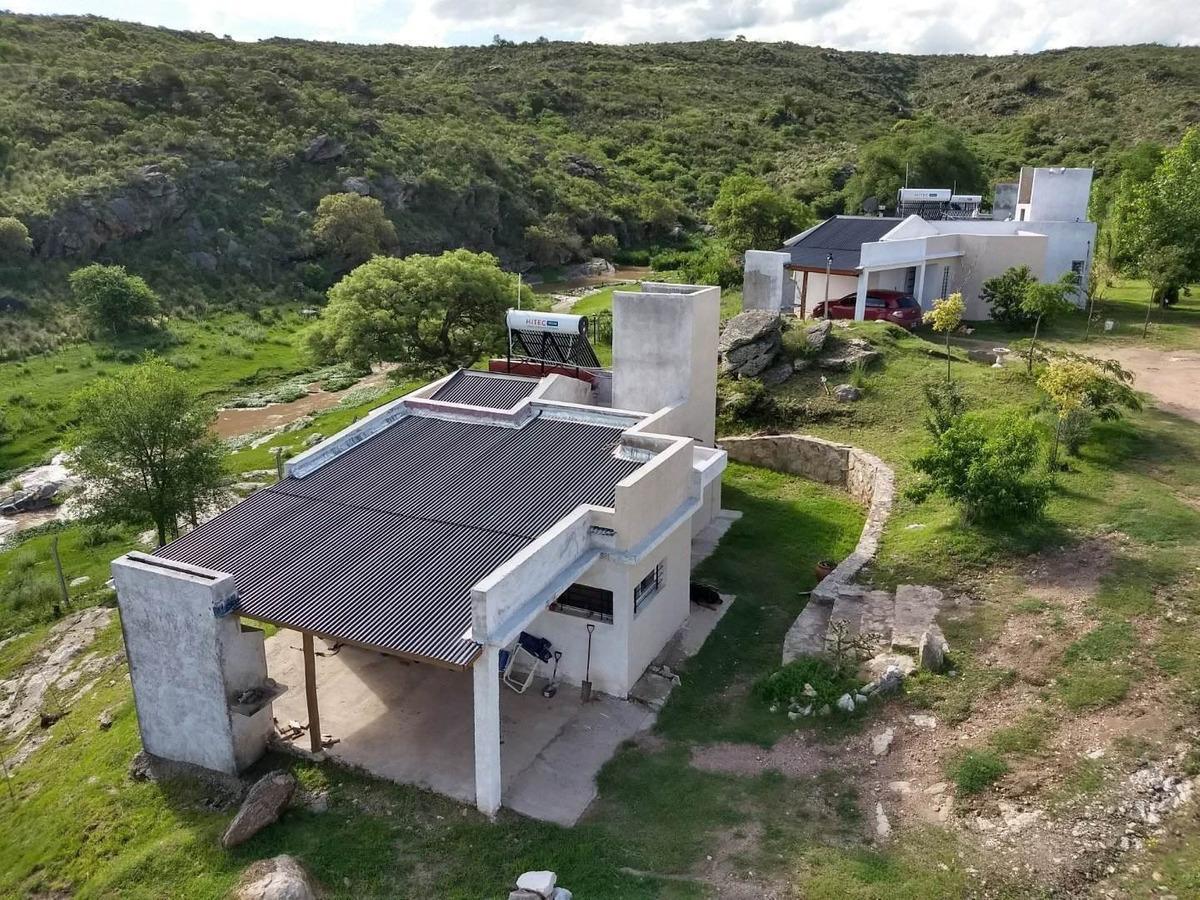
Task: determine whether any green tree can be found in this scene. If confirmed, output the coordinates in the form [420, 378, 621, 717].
[311, 193, 397, 268]
[1115, 127, 1200, 281]
[71, 358, 227, 546]
[843, 118, 985, 214]
[311, 249, 524, 375]
[0, 216, 32, 260]
[708, 174, 811, 255]
[68, 263, 160, 334]
[524, 214, 583, 266]
[1020, 274, 1077, 373]
[982, 265, 1037, 329]
[590, 234, 619, 260]
[907, 413, 1049, 524]
[1140, 244, 1189, 337]
[1038, 356, 1139, 467]
[926, 292, 964, 383]
[636, 189, 687, 238]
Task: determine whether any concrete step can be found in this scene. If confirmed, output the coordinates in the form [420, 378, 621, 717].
[892, 584, 944, 652]
[860, 589, 895, 647]
[782, 595, 833, 663]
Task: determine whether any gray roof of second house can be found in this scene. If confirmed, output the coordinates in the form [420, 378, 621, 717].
[782, 216, 903, 272]
[431, 370, 540, 408]
[155, 414, 640, 667]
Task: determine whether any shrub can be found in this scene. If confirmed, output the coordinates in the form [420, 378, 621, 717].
[590, 233, 619, 260]
[921, 379, 967, 438]
[946, 749, 1008, 794]
[907, 412, 1049, 523]
[0, 216, 32, 259]
[983, 265, 1037, 329]
[69, 263, 160, 334]
[754, 654, 862, 714]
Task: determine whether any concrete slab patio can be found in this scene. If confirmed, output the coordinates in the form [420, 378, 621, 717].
[265, 510, 742, 826]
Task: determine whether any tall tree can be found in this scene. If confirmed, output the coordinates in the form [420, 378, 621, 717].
[1020, 274, 1077, 373]
[708, 174, 811, 255]
[71, 358, 227, 546]
[1114, 127, 1200, 283]
[310, 249, 526, 375]
[311, 192, 397, 268]
[842, 118, 985, 214]
[68, 264, 160, 334]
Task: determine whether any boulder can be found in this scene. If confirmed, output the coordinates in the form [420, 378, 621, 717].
[835, 693, 856, 713]
[805, 319, 832, 351]
[303, 134, 345, 163]
[760, 361, 793, 387]
[918, 624, 950, 673]
[718, 311, 782, 378]
[833, 384, 862, 402]
[221, 771, 296, 849]
[516, 871, 557, 898]
[819, 338, 881, 372]
[967, 348, 999, 364]
[234, 855, 317, 900]
[342, 176, 372, 196]
[564, 155, 603, 179]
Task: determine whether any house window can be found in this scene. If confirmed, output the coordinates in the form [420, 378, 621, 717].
[904, 267, 917, 294]
[1070, 260, 1085, 284]
[634, 561, 666, 614]
[939, 266, 951, 299]
[550, 583, 613, 624]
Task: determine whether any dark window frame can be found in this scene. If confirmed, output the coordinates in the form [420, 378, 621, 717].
[633, 561, 666, 615]
[550, 582, 614, 624]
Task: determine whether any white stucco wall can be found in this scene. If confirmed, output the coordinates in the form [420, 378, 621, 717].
[797, 272, 859, 314]
[625, 524, 691, 689]
[113, 553, 269, 775]
[742, 250, 791, 311]
[527, 555, 631, 697]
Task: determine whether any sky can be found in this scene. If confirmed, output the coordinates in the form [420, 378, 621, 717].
[7, 0, 1199, 54]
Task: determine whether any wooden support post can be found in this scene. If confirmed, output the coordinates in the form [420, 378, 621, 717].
[800, 270, 810, 319]
[302, 632, 322, 754]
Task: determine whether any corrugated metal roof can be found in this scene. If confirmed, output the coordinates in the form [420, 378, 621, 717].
[431, 370, 539, 408]
[784, 217, 902, 271]
[156, 414, 640, 667]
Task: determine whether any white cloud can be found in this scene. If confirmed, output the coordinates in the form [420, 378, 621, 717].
[8, 0, 1199, 51]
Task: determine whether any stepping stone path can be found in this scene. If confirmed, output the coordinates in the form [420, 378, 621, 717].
[783, 583, 944, 663]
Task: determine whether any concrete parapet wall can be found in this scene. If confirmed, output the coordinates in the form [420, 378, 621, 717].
[718, 434, 894, 605]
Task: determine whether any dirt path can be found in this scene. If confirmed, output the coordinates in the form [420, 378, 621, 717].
[1089, 347, 1200, 424]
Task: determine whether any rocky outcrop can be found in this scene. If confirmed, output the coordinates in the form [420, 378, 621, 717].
[234, 855, 317, 900]
[562, 257, 614, 280]
[36, 164, 185, 259]
[303, 134, 345, 163]
[563, 155, 603, 179]
[805, 319, 832, 351]
[221, 771, 296, 849]
[718, 310, 782, 378]
[819, 337, 881, 371]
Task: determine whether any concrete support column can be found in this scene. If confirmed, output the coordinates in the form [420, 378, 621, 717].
[914, 263, 928, 310]
[853, 272, 870, 321]
[473, 645, 502, 817]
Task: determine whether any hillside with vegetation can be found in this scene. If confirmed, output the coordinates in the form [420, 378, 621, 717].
[1, 12, 1198, 341]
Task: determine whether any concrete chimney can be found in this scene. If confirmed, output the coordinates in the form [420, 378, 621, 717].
[611, 282, 720, 446]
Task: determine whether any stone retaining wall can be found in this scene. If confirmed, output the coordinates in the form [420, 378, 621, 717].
[719, 434, 894, 603]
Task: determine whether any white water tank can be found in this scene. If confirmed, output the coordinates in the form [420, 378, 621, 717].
[506, 309, 588, 335]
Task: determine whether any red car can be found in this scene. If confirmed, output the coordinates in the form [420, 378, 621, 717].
[811, 290, 924, 329]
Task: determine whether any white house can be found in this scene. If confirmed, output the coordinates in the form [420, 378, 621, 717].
[744, 166, 1096, 321]
[111, 283, 727, 817]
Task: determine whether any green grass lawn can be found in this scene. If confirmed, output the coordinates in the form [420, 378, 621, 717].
[1, 309, 314, 474]
[965, 278, 1200, 350]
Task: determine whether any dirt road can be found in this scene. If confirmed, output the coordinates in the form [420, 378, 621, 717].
[1092, 347, 1200, 424]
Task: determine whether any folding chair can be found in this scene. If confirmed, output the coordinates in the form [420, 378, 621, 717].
[502, 631, 554, 694]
